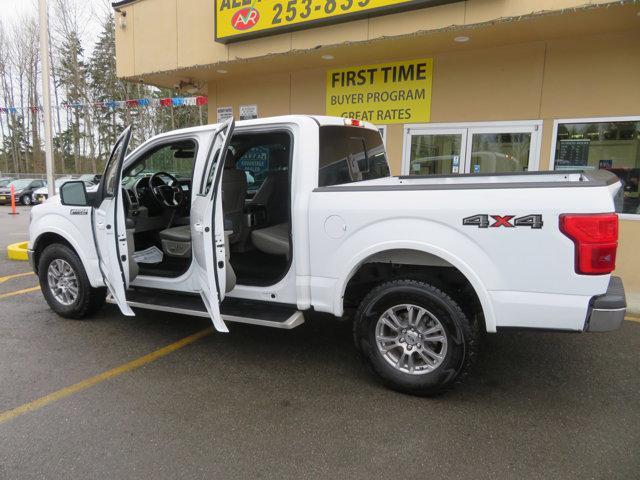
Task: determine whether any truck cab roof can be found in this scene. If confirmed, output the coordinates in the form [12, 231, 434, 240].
[149, 115, 378, 140]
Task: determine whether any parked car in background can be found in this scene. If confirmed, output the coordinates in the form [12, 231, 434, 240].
[32, 178, 95, 204]
[0, 177, 14, 188]
[0, 179, 46, 205]
[79, 174, 102, 185]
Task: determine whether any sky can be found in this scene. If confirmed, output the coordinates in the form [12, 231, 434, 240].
[0, 0, 106, 53]
[0, 0, 37, 23]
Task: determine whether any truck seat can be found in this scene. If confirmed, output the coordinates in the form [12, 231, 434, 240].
[248, 148, 289, 223]
[222, 151, 248, 244]
[159, 225, 191, 258]
[251, 223, 290, 256]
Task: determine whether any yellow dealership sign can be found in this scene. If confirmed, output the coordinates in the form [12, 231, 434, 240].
[215, 0, 461, 43]
[326, 59, 433, 124]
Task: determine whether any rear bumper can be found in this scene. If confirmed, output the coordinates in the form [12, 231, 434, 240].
[584, 276, 626, 332]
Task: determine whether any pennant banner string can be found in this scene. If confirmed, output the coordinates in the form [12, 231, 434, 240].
[0, 96, 208, 113]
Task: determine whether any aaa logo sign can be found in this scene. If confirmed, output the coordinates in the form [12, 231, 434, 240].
[231, 7, 260, 30]
[215, 0, 461, 43]
[326, 59, 433, 124]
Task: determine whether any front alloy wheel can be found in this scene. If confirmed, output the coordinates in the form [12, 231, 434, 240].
[47, 259, 79, 306]
[38, 243, 107, 319]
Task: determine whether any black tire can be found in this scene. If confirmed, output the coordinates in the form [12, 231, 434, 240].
[38, 243, 107, 319]
[21, 195, 32, 206]
[353, 279, 479, 397]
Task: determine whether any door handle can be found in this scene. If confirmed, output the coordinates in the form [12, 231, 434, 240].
[96, 222, 106, 231]
[194, 223, 204, 233]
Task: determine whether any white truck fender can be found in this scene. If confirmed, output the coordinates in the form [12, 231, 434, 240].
[327, 221, 501, 332]
[30, 213, 104, 289]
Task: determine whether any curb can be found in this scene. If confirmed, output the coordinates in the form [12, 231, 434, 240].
[7, 242, 29, 261]
[625, 292, 640, 316]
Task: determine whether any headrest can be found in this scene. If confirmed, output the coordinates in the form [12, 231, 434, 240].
[270, 148, 289, 168]
[224, 148, 237, 169]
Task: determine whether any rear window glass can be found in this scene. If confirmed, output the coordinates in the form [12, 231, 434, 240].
[319, 126, 390, 187]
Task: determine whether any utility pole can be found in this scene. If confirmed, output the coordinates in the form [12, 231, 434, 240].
[39, 0, 55, 196]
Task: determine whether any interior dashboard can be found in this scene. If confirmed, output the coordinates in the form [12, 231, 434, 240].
[123, 176, 192, 219]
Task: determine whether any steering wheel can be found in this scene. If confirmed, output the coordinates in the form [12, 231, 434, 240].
[149, 172, 184, 208]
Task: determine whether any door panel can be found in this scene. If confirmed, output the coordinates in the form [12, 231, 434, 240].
[93, 126, 134, 316]
[191, 118, 235, 333]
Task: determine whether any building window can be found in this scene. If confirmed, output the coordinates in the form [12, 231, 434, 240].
[377, 125, 387, 146]
[551, 118, 640, 215]
[403, 121, 542, 176]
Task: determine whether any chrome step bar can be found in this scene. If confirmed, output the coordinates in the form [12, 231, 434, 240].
[106, 294, 305, 330]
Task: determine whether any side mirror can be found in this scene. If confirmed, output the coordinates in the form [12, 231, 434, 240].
[60, 181, 89, 207]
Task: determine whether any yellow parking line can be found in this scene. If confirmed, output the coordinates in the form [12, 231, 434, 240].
[0, 286, 41, 299]
[0, 328, 213, 425]
[0, 272, 34, 284]
[626, 316, 640, 324]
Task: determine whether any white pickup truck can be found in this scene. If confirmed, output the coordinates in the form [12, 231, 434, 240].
[28, 116, 626, 396]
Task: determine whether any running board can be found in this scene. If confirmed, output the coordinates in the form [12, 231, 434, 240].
[106, 289, 304, 330]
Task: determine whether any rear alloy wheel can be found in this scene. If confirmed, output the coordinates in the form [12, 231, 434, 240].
[374, 304, 448, 375]
[38, 243, 106, 319]
[21, 195, 32, 206]
[354, 279, 479, 396]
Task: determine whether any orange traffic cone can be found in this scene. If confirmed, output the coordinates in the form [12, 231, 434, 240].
[8, 183, 19, 215]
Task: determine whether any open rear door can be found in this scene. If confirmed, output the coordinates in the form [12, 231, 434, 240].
[191, 118, 235, 332]
[93, 126, 134, 316]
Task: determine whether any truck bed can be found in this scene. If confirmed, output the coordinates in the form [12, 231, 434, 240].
[309, 168, 621, 332]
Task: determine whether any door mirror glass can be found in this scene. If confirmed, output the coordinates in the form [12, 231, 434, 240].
[60, 181, 89, 206]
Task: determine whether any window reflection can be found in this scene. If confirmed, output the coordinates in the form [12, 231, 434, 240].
[554, 121, 640, 214]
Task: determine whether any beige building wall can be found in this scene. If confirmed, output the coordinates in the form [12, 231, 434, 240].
[208, 29, 640, 172]
[114, 0, 627, 78]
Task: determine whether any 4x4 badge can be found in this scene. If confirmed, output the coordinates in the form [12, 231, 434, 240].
[463, 214, 543, 229]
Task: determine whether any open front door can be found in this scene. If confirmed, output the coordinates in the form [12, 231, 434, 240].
[191, 118, 235, 333]
[93, 126, 134, 316]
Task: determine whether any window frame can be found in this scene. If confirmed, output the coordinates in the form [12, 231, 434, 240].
[549, 116, 640, 221]
[377, 125, 387, 147]
[121, 133, 200, 194]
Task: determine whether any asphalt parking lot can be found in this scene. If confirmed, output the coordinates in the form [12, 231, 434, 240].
[0, 204, 639, 479]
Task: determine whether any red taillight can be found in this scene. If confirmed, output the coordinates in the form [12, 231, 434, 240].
[344, 118, 362, 127]
[560, 213, 618, 275]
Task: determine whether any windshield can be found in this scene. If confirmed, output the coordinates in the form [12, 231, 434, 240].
[9, 180, 32, 190]
[0, 179, 11, 188]
[122, 140, 197, 187]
